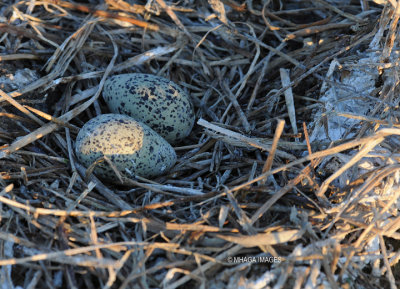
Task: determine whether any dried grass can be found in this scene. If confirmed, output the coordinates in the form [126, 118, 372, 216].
[1, 0, 400, 288]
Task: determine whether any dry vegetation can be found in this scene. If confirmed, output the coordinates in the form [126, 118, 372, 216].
[1, 0, 400, 288]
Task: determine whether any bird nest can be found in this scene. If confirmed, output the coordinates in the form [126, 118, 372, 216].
[1, 0, 400, 288]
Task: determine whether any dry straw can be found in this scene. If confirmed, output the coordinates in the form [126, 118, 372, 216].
[0, 0, 400, 288]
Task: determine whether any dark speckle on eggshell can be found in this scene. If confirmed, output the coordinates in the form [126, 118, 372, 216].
[103, 73, 195, 144]
[75, 114, 176, 181]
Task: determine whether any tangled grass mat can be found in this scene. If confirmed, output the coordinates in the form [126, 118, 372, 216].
[1, 0, 400, 288]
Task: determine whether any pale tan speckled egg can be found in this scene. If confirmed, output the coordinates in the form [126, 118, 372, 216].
[102, 73, 195, 144]
[75, 114, 176, 180]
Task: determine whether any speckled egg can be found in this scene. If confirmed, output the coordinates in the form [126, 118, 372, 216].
[102, 73, 195, 144]
[75, 114, 176, 180]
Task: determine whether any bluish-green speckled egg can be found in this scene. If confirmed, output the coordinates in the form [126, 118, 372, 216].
[75, 114, 176, 180]
[103, 73, 195, 144]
